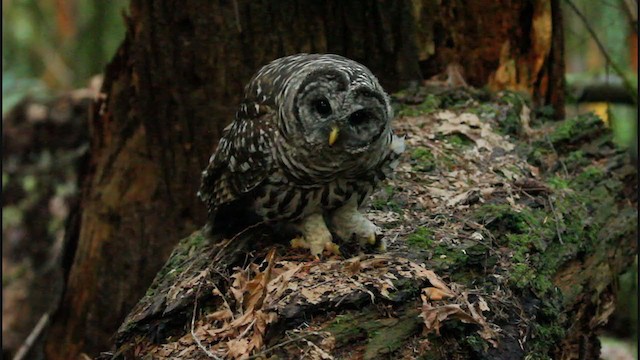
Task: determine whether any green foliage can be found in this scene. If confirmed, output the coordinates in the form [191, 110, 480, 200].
[3, 0, 128, 113]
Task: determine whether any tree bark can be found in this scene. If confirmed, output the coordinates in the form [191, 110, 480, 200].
[44, 1, 566, 359]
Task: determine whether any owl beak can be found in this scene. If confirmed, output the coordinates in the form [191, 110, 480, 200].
[328, 126, 340, 146]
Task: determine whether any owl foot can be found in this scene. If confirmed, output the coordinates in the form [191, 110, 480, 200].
[290, 213, 341, 257]
[330, 198, 383, 251]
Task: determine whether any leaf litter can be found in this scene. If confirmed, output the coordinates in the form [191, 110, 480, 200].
[138, 93, 544, 359]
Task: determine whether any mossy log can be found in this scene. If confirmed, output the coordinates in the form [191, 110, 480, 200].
[104, 89, 637, 360]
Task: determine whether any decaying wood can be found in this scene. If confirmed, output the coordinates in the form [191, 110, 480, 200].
[105, 89, 637, 360]
[45, 2, 567, 359]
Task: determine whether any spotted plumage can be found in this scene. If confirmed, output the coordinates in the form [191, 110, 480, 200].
[198, 53, 404, 255]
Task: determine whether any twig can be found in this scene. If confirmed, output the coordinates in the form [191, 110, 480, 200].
[211, 282, 236, 321]
[247, 331, 324, 359]
[232, 0, 242, 32]
[211, 220, 268, 265]
[12, 312, 50, 360]
[191, 286, 222, 359]
[547, 195, 565, 245]
[545, 135, 569, 177]
[302, 338, 334, 359]
[237, 319, 257, 339]
[564, 0, 638, 104]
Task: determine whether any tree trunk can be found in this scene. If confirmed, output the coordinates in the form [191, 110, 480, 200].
[106, 89, 637, 359]
[44, 1, 566, 359]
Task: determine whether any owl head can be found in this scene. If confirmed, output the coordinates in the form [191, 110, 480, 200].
[246, 54, 393, 155]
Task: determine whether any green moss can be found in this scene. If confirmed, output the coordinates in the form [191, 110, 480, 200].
[406, 227, 434, 248]
[547, 176, 569, 190]
[370, 185, 402, 212]
[364, 316, 421, 359]
[324, 308, 422, 357]
[431, 243, 470, 274]
[526, 146, 550, 168]
[145, 231, 210, 297]
[526, 322, 566, 359]
[325, 313, 366, 347]
[494, 90, 529, 136]
[563, 150, 588, 170]
[474, 204, 535, 237]
[442, 133, 474, 147]
[463, 334, 488, 354]
[572, 166, 605, 188]
[396, 94, 442, 117]
[547, 113, 603, 147]
[439, 89, 479, 109]
[411, 147, 436, 172]
[468, 144, 632, 355]
[468, 103, 500, 120]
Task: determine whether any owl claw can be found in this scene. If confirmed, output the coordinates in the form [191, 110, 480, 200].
[375, 237, 387, 252]
[292, 213, 340, 258]
[331, 198, 384, 251]
[367, 233, 377, 245]
[325, 242, 341, 256]
[290, 236, 308, 249]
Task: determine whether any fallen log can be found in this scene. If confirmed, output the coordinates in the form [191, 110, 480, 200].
[103, 88, 637, 360]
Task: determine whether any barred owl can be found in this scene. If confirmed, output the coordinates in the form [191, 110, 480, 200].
[198, 54, 404, 256]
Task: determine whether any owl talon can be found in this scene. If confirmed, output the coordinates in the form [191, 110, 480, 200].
[325, 242, 341, 256]
[291, 213, 339, 257]
[367, 233, 377, 245]
[290, 236, 308, 249]
[375, 237, 387, 252]
[330, 198, 384, 252]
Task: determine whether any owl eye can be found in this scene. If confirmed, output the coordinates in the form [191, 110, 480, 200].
[313, 98, 332, 117]
[348, 109, 372, 127]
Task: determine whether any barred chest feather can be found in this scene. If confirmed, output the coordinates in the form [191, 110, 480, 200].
[252, 134, 404, 222]
[252, 173, 378, 221]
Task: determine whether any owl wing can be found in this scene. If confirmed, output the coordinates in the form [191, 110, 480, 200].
[198, 103, 277, 214]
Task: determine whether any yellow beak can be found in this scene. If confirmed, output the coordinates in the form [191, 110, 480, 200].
[328, 126, 340, 146]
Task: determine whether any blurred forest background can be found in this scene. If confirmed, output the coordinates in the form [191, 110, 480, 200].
[2, 0, 637, 359]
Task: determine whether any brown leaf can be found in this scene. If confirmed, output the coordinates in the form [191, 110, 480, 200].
[206, 308, 233, 322]
[420, 302, 476, 335]
[423, 287, 453, 301]
[227, 338, 250, 359]
[345, 257, 361, 276]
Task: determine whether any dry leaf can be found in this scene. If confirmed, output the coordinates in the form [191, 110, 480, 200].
[423, 287, 453, 301]
[226, 338, 250, 359]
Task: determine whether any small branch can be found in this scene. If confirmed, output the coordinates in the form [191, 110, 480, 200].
[547, 195, 565, 245]
[191, 287, 222, 359]
[12, 313, 50, 360]
[545, 136, 569, 177]
[564, 0, 638, 104]
[247, 331, 324, 359]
